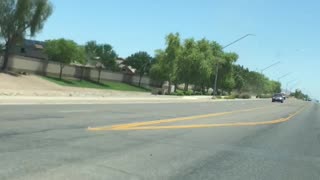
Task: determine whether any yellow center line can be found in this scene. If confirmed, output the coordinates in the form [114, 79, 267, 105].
[88, 105, 276, 131]
[108, 104, 308, 131]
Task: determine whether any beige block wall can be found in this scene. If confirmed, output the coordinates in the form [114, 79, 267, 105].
[5, 55, 155, 87]
[9, 56, 43, 72]
[131, 75, 151, 85]
[45, 62, 76, 77]
[100, 70, 124, 81]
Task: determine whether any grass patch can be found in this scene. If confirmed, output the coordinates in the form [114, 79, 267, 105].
[42, 76, 149, 92]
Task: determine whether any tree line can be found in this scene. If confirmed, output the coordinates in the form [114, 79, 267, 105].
[291, 90, 311, 101]
[149, 33, 281, 95]
[44, 39, 153, 86]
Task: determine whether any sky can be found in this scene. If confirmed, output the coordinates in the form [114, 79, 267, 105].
[36, 0, 320, 99]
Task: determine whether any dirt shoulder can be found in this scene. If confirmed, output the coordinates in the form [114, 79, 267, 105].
[0, 73, 150, 97]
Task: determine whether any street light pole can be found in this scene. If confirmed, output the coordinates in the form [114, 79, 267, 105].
[213, 34, 254, 95]
[260, 61, 281, 74]
[289, 82, 300, 92]
[255, 61, 280, 95]
[286, 79, 298, 95]
[277, 72, 291, 81]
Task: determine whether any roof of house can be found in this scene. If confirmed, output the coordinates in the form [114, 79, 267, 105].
[115, 58, 126, 65]
[120, 65, 136, 74]
[12, 39, 47, 60]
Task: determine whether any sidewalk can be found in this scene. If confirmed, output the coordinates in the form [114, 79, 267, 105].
[0, 95, 267, 105]
[0, 95, 214, 105]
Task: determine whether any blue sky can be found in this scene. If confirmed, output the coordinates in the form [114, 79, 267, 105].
[36, 0, 320, 99]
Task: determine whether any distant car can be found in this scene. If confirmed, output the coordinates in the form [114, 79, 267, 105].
[272, 93, 284, 103]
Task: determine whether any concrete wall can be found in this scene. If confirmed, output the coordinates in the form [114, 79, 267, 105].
[6, 55, 155, 88]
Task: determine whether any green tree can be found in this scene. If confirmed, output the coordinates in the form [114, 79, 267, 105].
[218, 52, 238, 94]
[176, 38, 197, 91]
[84, 41, 98, 60]
[149, 33, 181, 93]
[193, 39, 214, 93]
[75, 46, 87, 81]
[85, 41, 118, 83]
[163, 33, 181, 93]
[271, 81, 281, 94]
[85, 41, 102, 82]
[149, 50, 167, 87]
[96, 44, 118, 71]
[293, 89, 309, 100]
[126, 51, 153, 87]
[149, 64, 166, 87]
[209, 41, 224, 92]
[233, 65, 246, 93]
[0, 0, 53, 71]
[45, 39, 85, 79]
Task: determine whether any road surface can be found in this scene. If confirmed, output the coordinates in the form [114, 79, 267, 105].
[0, 99, 319, 180]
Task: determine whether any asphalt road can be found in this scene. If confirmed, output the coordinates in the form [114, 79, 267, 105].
[0, 99, 319, 180]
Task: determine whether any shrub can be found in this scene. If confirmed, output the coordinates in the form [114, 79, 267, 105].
[240, 94, 251, 99]
[192, 91, 203, 95]
[256, 94, 272, 98]
[184, 90, 193, 96]
[177, 91, 184, 96]
[262, 94, 272, 98]
[233, 94, 240, 98]
[221, 91, 229, 96]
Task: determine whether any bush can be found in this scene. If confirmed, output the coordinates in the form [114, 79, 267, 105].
[177, 91, 184, 96]
[221, 91, 229, 96]
[233, 94, 240, 98]
[240, 94, 251, 99]
[192, 91, 203, 95]
[184, 90, 193, 96]
[262, 94, 272, 98]
[216, 96, 222, 99]
[256, 94, 272, 98]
